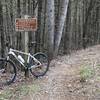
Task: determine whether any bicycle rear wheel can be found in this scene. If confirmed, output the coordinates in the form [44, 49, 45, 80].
[0, 58, 16, 86]
[30, 53, 49, 77]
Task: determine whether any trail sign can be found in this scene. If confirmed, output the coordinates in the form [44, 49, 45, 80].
[15, 18, 37, 31]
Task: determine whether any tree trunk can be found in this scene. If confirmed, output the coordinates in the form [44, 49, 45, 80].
[54, 0, 69, 57]
[82, 0, 96, 49]
[47, 0, 55, 61]
[0, 1, 5, 57]
[35, 0, 42, 52]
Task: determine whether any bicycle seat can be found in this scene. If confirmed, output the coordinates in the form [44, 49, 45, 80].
[28, 41, 43, 47]
[28, 41, 36, 47]
[30, 41, 36, 44]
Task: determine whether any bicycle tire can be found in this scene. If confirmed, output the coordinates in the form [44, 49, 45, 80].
[0, 58, 16, 85]
[30, 53, 49, 77]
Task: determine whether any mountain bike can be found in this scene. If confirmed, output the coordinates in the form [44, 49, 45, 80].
[0, 42, 49, 85]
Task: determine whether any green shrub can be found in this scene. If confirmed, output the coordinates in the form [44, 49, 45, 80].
[80, 65, 94, 82]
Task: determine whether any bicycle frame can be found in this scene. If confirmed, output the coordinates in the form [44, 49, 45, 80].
[7, 48, 41, 69]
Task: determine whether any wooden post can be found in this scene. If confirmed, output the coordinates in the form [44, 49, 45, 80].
[15, 15, 37, 78]
[24, 15, 29, 78]
[24, 15, 29, 53]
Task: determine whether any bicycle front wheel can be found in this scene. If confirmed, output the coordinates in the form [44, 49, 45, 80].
[30, 53, 49, 77]
[0, 58, 16, 86]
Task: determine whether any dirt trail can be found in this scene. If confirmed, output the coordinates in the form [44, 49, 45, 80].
[22, 45, 100, 100]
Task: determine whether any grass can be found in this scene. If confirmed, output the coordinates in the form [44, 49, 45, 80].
[0, 90, 13, 100]
[0, 84, 40, 100]
[80, 65, 94, 82]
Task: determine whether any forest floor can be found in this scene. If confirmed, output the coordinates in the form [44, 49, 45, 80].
[1, 45, 100, 100]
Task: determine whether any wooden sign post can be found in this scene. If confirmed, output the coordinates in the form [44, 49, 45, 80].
[15, 15, 37, 77]
[24, 15, 29, 58]
[24, 15, 29, 78]
[15, 15, 37, 54]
